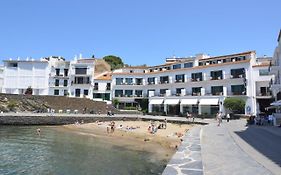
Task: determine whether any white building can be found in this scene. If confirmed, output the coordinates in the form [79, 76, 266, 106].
[112, 51, 273, 116]
[269, 29, 281, 125]
[47, 56, 70, 96]
[270, 30, 281, 99]
[3, 58, 49, 95]
[93, 71, 112, 103]
[69, 58, 95, 99]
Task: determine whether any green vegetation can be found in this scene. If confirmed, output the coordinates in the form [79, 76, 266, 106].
[103, 55, 124, 70]
[7, 100, 18, 110]
[223, 97, 245, 114]
[112, 98, 120, 109]
[124, 106, 137, 110]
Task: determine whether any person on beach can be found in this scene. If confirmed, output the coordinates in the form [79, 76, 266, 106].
[164, 118, 167, 129]
[36, 128, 41, 136]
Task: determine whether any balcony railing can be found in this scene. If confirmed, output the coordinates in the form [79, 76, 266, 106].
[257, 92, 272, 96]
[159, 81, 169, 84]
[230, 74, 245, 79]
[192, 92, 201, 96]
[175, 79, 184, 83]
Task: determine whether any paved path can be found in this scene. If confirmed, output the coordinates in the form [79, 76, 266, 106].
[162, 126, 203, 175]
[201, 119, 280, 175]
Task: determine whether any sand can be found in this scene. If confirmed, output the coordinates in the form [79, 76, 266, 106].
[62, 120, 194, 160]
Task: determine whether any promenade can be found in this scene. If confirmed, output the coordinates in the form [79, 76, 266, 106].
[163, 118, 281, 175]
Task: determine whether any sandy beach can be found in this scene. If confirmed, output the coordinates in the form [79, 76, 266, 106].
[62, 120, 194, 160]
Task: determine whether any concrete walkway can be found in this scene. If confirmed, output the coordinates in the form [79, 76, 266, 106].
[201, 119, 278, 175]
[163, 126, 203, 175]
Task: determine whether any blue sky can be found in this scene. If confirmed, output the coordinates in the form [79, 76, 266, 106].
[0, 0, 280, 66]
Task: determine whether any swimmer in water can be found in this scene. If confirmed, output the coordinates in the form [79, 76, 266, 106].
[36, 128, 41, 136]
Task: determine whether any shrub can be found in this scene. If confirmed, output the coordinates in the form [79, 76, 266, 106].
[223, 97, 245, 114]
[7, 100, 18, 110]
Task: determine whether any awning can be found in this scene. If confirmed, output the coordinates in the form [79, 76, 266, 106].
[164, 99, 180, 105]
[200, 98, 219, 105]
[181, 99, 198, 105]
[150, 99, 164, 105]
[270, 100, 281, 106]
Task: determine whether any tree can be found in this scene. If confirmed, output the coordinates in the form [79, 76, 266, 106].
[25, 86, 33, 95]
[223, 97, 245, 114]
[112, 98, 120, 109]
[103, 55, 124, 70]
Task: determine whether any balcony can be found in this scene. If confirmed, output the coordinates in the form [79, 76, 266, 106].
[159, 81, 169, 84]
[231, 91, 246, 95]
[211, 92, 223, 96]
[175, 79, 184, 83]
[192, 92, 201, 96]
[211, 76, 223, 80]
[257, 92, 272, 96]
[230, 74, 245, 79]
[191, 78, 202, 82]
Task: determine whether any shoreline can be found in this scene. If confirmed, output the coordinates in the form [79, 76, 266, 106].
[60, 120, 194, 161]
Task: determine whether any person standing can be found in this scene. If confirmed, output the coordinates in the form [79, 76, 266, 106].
[226, 113, 230, 122]
[186, 111, 191, 121]
[217, 112, 222, 126]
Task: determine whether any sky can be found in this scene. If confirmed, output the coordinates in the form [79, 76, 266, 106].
[0, 0, 280, 66]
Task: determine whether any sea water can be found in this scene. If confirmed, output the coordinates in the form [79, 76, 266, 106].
[0, 126, 167, 175]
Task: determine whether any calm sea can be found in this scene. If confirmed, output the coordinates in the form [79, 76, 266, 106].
[0, 126, 168, 175]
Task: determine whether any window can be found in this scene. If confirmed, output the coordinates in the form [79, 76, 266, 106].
[135, 90, 143, 97]
[75, 68, 87, 75]
[116, 78, 123, 85]
[64, 90, 68, 96]
[115, 90, 123, 97]
[192, 87, 201, 96]
[94, 83, 98, 90]
[175, 74, 185, 82]
[55, 69, 60, 76]
[176, 88, 183, 95]
[54, 89, 59, 95]
[64, 69, 69, 76]
[231, 68, 245, 78]
[210, 70, 223, 80]
[55, 79, 59, 86]
[173, 64, 181, 69]
[231, 85, 246, 95]
[136, 78, 143, 85]
[130, 70, 133, 73]
[8, 63, 18, 67]
[147, 77, 155, 84]
[160, 89, 168, 95]
[106, 83, 111, 90]
[211, 86, 223, 95]
[259, 69, 269, 76]
[184, 62, 193, 68]
[160, 76, 169, 84]
[125, 90, 133, 97]
[191, 73, 203, 81]
[63, 80, 68, 87]
[125, 78, 133, 85]
[84, 89, 89, 96]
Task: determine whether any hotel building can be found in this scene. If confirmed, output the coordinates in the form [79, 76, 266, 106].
[112, 51, 273, 116]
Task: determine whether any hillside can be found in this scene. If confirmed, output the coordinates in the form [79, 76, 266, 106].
[0, 94, 118, 114]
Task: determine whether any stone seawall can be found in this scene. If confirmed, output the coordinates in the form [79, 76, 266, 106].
[0, 115, 139, 125]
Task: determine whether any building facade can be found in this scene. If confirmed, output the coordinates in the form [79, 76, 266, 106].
[3, 59, 49, 95]
[112, 51, 273, 116]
